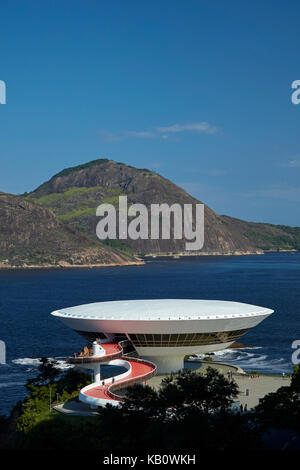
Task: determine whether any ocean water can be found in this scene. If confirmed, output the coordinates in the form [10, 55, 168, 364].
[0, 252, 299, 416]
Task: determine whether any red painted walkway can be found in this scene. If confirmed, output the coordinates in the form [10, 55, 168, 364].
[85, 359, 155, 401]
[69, 341, 156, 405]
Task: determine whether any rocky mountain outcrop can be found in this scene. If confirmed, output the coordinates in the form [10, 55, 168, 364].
[0, 192, 141, 267]
[29, 159, 300, 255]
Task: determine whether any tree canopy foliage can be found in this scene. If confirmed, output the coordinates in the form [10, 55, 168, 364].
[97, 368, 259, 451]
[1, 364, 300, 451]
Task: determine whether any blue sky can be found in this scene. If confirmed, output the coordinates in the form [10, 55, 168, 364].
[0, 0, 300, 225]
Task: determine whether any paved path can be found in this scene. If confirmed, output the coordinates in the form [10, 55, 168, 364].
[53, 400, 99, 416]
[148, 361, 291, 409]
[233, 374, 291, 409]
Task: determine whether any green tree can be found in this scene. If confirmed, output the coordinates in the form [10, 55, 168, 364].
[56, 368, 91, 395]
[159, 367, 239, 415]
[97, 368, 258, 451]
[255, 366, 300, 433]
[26, 357, 59, 389]
[291, 365, 300, 392]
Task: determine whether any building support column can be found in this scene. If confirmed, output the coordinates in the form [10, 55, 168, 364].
[94, 363, 101, 383]
[143, 355, 183, 374]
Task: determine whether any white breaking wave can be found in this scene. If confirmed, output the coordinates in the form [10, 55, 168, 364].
[12, 357, 73, 370]
[12, 358, 41, 366]
[191, 348, 292, 373]
[11, 350, 293, 375]
[0, 358, 72, 391]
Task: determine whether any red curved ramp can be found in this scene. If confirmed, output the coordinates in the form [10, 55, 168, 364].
[70, 340, 156, 406]
[84, 358, 155, 402]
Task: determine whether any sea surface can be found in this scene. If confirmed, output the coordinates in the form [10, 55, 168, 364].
[0, 252, 299, 416]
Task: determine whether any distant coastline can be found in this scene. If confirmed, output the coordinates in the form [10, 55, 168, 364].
[0, 259, 145, 270]
[2, 160, 300, 269]
[0, 249, 298, 270]
[142, 248, 298, 260]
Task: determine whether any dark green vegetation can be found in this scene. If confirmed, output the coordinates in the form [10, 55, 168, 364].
[255, 365, 300, 433]
[222, 215, 300, 252]
[0, 358, 99, 450]
[1, 158, 300, 266]
[1, 362, 299, 451]
[97, 368, 260, 451]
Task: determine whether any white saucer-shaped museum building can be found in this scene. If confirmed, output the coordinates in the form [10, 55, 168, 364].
[51, 299, 273, 373]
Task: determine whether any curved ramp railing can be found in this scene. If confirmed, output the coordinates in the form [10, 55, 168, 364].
[68, 340, 156, 407]
[67, 342, 122, 364]
[106, 356, 157, 401]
